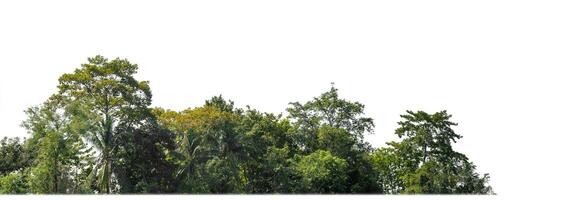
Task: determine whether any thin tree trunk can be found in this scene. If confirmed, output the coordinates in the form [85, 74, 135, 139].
[54, 151, 59, 193]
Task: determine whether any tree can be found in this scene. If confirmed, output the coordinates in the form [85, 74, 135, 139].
[0, 137, 29, 176]
[55, 55, 174, 193]
[286, 85, 380, 193]
[2, 54, 495, 194]
[0, 171, 27, 194]
[370, 147, 408, 194]
[22, 97, 93, 194]
[287, 85, 374, 152]
[28, 132, 64, 193]
[317, 126, 355, 159]
[394, 110, 461, 165]
[294, 150, 348, 193]
[237, 108, 297, 193]
[0, 137, 30, 194]
[155, 97, 245, 193]
[111, 117, 177, 193]
[372, 110, 492, 194]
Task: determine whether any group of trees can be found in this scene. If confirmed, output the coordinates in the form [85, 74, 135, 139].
[0, 56, 493, 194]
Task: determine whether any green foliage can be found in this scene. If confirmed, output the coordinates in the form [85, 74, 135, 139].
[0, 171, 27, 194]
[0, 137, 29, 176]
[287, 86, 380, 193]
[238, 108, 297, 193]
[22, 97, 93, 194]
[0, 137, 31, 194]
[205, 95, 236, 113]
[295, 150, 349, 193]
[54, 55, 174, 193]
[258, 146, 299, 193]
[317, 126, 355, 158]
[112, 118, 177, 193]
[371, 110, 493, 194]
[370, 148, 404, 194]
[1, 56, 493, 194]
[157, 102, 245, 193]
[394, 110, 461, 165]
[287, 85, 374, 152]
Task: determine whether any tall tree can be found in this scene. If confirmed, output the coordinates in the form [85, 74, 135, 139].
[56, 55, 174, 193]
[1, 54, 496, 195]
[112, 117, 177, 193]
[287, 85, 374, 152]
[155, 96, 246, 193]
[372, 110, 492, 194]
[286, 85, 380, 193]
[238, 108, 297, 193]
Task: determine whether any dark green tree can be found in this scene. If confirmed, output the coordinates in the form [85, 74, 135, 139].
[0, 137, 29, 176]
[286, 85, 380, 193]
[238, 108, 297, 193]
[0, 137, 30, 194]
[112, 117, 177, 193]
[55, 55, 175, 193]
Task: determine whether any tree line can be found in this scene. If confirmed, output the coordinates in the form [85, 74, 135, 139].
[0, 56, 493, 194]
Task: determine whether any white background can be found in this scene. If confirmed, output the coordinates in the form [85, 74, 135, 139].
[1, 0, 576, 199]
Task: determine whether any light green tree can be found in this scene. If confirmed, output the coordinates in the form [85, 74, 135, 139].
[372, 110, 492, 194]
[22, 97, 93, 194]
[294, 150, 348, 193]
[0, 171, 27, 194]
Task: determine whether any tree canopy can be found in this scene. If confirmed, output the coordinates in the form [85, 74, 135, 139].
[0, 56, 492, 194]
[371, 111, 493, 194]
